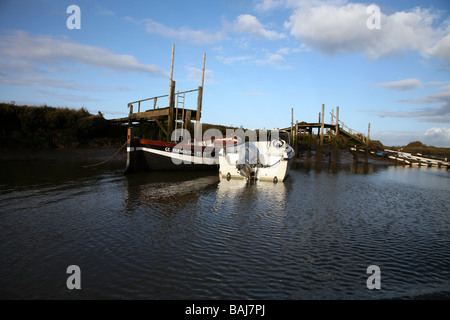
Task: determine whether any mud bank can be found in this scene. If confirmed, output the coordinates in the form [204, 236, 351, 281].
[0, 146, 127, 162]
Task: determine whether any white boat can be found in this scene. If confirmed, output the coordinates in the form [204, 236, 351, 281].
[218, 130, 295, 182]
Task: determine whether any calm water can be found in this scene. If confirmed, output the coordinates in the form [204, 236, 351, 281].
[0, 159, 449, 299]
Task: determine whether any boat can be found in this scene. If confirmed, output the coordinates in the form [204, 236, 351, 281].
[218, 130, 295, 182]
[125, 129, 241, 173]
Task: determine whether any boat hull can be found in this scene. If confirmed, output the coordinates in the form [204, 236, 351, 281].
[125, 144, 218, 173]
[219, 156, 293, 182]
[124, 130, 240, 174]
[218, 140, 295, 182]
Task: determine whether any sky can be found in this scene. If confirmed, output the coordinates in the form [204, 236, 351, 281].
[0, 0, 449, 147]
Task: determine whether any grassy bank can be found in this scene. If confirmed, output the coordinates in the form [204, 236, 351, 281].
[0, 103, 127, 149]
[391, 141, 450, 158]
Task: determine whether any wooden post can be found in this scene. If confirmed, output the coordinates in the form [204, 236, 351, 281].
[291, 107, 294, 145]
[201, 53, 206, 88]
[320, 104, 325, 146]
[353, 145, 359, 171]
[295, 120, 299, 157]
[167, 44, 176, 141]
[196, 53, 206, 123]
[167, 80, 175, 141]
[307, 127, 312, 158]
[170, 44, 175, 81]
[128, 103, 133, 126]
[185, 110, 192, 138]
[196, 86, 203, 122]
[335, 106, 340, 139]
[364, 122, 371, 165]
[124, 127, 135, 174]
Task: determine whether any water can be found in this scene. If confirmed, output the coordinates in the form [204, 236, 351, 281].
[1, 159, 449, 299]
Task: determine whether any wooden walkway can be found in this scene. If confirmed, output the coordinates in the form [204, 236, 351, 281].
[108, 45, 205, 142]
[282, 104, 371, 147]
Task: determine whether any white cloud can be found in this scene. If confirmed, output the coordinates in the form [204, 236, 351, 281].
[255, 52, 288, 68]
[422, 127, 450, 147]
[186, 65, 214, 84]
[0, 30, 167, 77]
[254, 0, 284, 12]
[376, 78, 424, 91]
[427, 30, 450, 64]
[216, 55, 252, 65]
[284, 1, 449, 61]
[377, 84, 450, 123]
[233, 14, 286, 40]
[372, 127, 450, 147]
[141, 18, 228, 44]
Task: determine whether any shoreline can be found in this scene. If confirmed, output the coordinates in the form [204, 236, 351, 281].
[0, 146, 127, 162]
[0, 147, 392, 165]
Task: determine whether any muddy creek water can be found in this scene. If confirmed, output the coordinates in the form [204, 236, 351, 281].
[1, 159, 449, 299]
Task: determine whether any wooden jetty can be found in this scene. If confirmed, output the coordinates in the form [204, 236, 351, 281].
[282, 104, 372, 165]
[283, 104, 370, 147]
[283, 104, 449, 169]
[108, 45, 205, 142]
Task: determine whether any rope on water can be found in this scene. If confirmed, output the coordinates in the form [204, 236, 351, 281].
[82, 141, 128, 168]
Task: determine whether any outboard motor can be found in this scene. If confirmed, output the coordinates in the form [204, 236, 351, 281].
[236, 142, 259, 180]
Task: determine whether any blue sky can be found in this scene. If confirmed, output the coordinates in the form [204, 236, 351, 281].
[1, 0, 449, 147]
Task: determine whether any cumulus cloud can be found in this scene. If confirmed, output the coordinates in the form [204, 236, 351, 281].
[283, 1, 450, 61]
[422, 127, 450, 147]
[426, 25, 450, 64]
[233, 14, 286, 40]
[129, 13, 285, 44]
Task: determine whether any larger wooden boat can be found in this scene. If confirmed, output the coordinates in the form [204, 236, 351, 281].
[125, 130, 241, 173]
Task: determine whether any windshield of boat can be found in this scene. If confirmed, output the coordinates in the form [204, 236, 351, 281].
[279, 131, 289, 142]
[266, 130, 289, 142]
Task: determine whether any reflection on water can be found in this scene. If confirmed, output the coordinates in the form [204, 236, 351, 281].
[0, 159, 449, 299]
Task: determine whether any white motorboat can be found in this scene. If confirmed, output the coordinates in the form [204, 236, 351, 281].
[218, 130, 295, 182]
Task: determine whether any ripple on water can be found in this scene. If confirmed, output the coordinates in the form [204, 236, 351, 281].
[1, 162, 449, 299]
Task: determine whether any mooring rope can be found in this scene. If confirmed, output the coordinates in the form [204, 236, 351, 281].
[82, 141, 127, 168]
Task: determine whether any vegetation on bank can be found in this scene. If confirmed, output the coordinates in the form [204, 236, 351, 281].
[0, 103, 126, 149]
[1, 103, 448, 158]
[396, 141, 450, 158]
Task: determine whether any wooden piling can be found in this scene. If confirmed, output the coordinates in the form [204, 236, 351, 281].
[320, 104, 325, 146]
[196, 53, 206, 122]
[167, 44, 176, 141]
[335, 106, 340, 139]
[124, 127, 135, 174]
[291, 108, 294, 145]
[295, 120, 299, 157]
